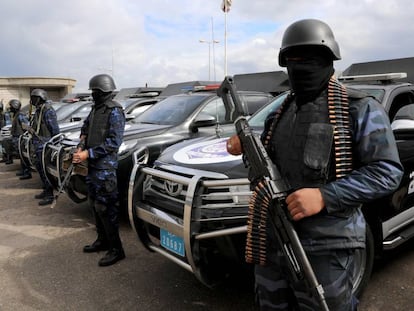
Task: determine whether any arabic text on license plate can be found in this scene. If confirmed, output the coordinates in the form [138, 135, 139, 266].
[160, 229, 185, 257]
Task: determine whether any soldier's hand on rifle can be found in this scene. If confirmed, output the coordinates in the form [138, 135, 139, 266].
[72, 150, 88, 164]
[286, 188, 325, 221]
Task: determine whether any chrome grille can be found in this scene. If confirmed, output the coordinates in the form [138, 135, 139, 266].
[140, 164, 251, 225]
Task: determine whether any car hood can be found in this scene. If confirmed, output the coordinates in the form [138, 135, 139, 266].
[62, 122, 173, 142]
[59, 121, 83, 133]
[156, 135, 248, 179]
[123, 122, 172, 140]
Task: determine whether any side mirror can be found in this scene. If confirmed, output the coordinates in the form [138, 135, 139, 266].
[190, 113, 217, 131]
[125, 114, 135, 121]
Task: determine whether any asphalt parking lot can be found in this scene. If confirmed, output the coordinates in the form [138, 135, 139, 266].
[1, 162, 413, 310]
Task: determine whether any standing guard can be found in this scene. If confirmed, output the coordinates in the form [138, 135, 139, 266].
[72, 74, 126, 267]
[2, 99, 32, 179]
[31, 89, 60, 205]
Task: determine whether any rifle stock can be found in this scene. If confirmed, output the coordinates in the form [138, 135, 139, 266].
[217, 76, 329, 311]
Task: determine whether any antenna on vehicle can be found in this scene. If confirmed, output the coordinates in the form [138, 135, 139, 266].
[214, 99, 223, 138]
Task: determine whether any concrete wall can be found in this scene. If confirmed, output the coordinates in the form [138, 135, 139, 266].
[0, 77, 76, 109]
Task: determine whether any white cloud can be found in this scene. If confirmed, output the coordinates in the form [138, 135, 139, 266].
[0, 0, 413, 92]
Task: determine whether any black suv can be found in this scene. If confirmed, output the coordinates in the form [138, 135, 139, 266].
[41, 83, 274, 209]
[60, 92, 92, 103]
[128, 72, 414, 296]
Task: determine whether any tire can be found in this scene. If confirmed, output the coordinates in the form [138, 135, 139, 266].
[352, 224, 375, 298]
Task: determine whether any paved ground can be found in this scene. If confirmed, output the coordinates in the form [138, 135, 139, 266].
[0, 162, 413, 310]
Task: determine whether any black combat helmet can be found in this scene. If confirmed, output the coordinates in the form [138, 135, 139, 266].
[31, 89, 48, 101]
[89, 74, 116, 92]
[9, 99, 22, 112]
[278, 19, 341, 67]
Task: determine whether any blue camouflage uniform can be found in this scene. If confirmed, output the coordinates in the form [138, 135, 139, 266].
[32, 102, 60, 191]
[255, 86, 404, 310]
[80, 102, 125, 232]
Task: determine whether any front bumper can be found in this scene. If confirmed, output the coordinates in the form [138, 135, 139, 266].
[128, 163, 251, 285]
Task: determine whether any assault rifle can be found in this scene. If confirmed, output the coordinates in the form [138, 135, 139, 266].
[217, 76, 329, 311]
[50, 161, 75, 209]
[50, 148, 78, 209]
[21, 123, 41, 140]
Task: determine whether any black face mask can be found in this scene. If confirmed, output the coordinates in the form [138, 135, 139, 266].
[92, 90, 112, 106]
[286, 56, 334, 104]
[30, 96, 42, 107]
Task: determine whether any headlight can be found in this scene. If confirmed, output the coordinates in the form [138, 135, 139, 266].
[118, 140, 138, 155]
[229, 184, 252, 204]
[132, 147, 149, 165]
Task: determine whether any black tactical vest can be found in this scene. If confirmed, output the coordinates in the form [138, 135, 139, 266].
[32, 103, 53, 138]
[11, 112, 24, 137]
[268, 87, 367, 191]
[0, 112, 4, 129]
[270, 90, 337, 190]
[86, 100, 122, 148]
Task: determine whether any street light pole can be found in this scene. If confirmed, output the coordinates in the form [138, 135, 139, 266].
[199, 39, 219, 81]
[199, 40, 211, 80]
[211, 17, 217, 81]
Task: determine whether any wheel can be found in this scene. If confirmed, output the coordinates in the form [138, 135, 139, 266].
[352, 224, 375, 298]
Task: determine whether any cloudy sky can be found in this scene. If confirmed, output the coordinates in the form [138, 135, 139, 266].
[1, 0, 413, 92]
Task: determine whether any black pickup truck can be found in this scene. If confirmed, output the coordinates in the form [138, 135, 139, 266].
[128, 72, 414, 296]
[40, 83, 274, 209]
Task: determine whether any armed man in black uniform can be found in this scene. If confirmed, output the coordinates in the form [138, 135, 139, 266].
[0, 100, 7, 163]
[72, 74, 126, 267]
[31, 89, 60, 205]
[253, 19, 403, 310]
[2, 99, 32, 179]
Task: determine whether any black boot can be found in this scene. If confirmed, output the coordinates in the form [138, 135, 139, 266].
[98, 248, 125, 267]
[5, 156, 13, 165]
[19, 166, 32, 180]
[83, 239, 109, 253]
[19, 172, 32, 180]
[38, 188, 54, 206]
[96, 208, 125, 267]
[84, 209, 109, 253]
[35, 189, 47, 199]
[83, 214, 109, 253]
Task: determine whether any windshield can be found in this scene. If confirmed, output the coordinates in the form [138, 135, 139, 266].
[56, 102, 91, 121]
[130, 94, 210, 125]
[119, 98, 139, 110]
[248, 92, 288, 129]
[71, 105, 92, 119]
[52, 103, 62, 111]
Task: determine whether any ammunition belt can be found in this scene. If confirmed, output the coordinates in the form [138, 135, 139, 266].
[245, 77, 353, 265]
[328, 77, 353, 178]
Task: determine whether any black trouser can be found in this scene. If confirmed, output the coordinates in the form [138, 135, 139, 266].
[255, 248, 358, 311]
[87, 168, 123, 251]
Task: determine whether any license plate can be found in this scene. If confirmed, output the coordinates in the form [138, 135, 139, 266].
[160, 229, 185, 257]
